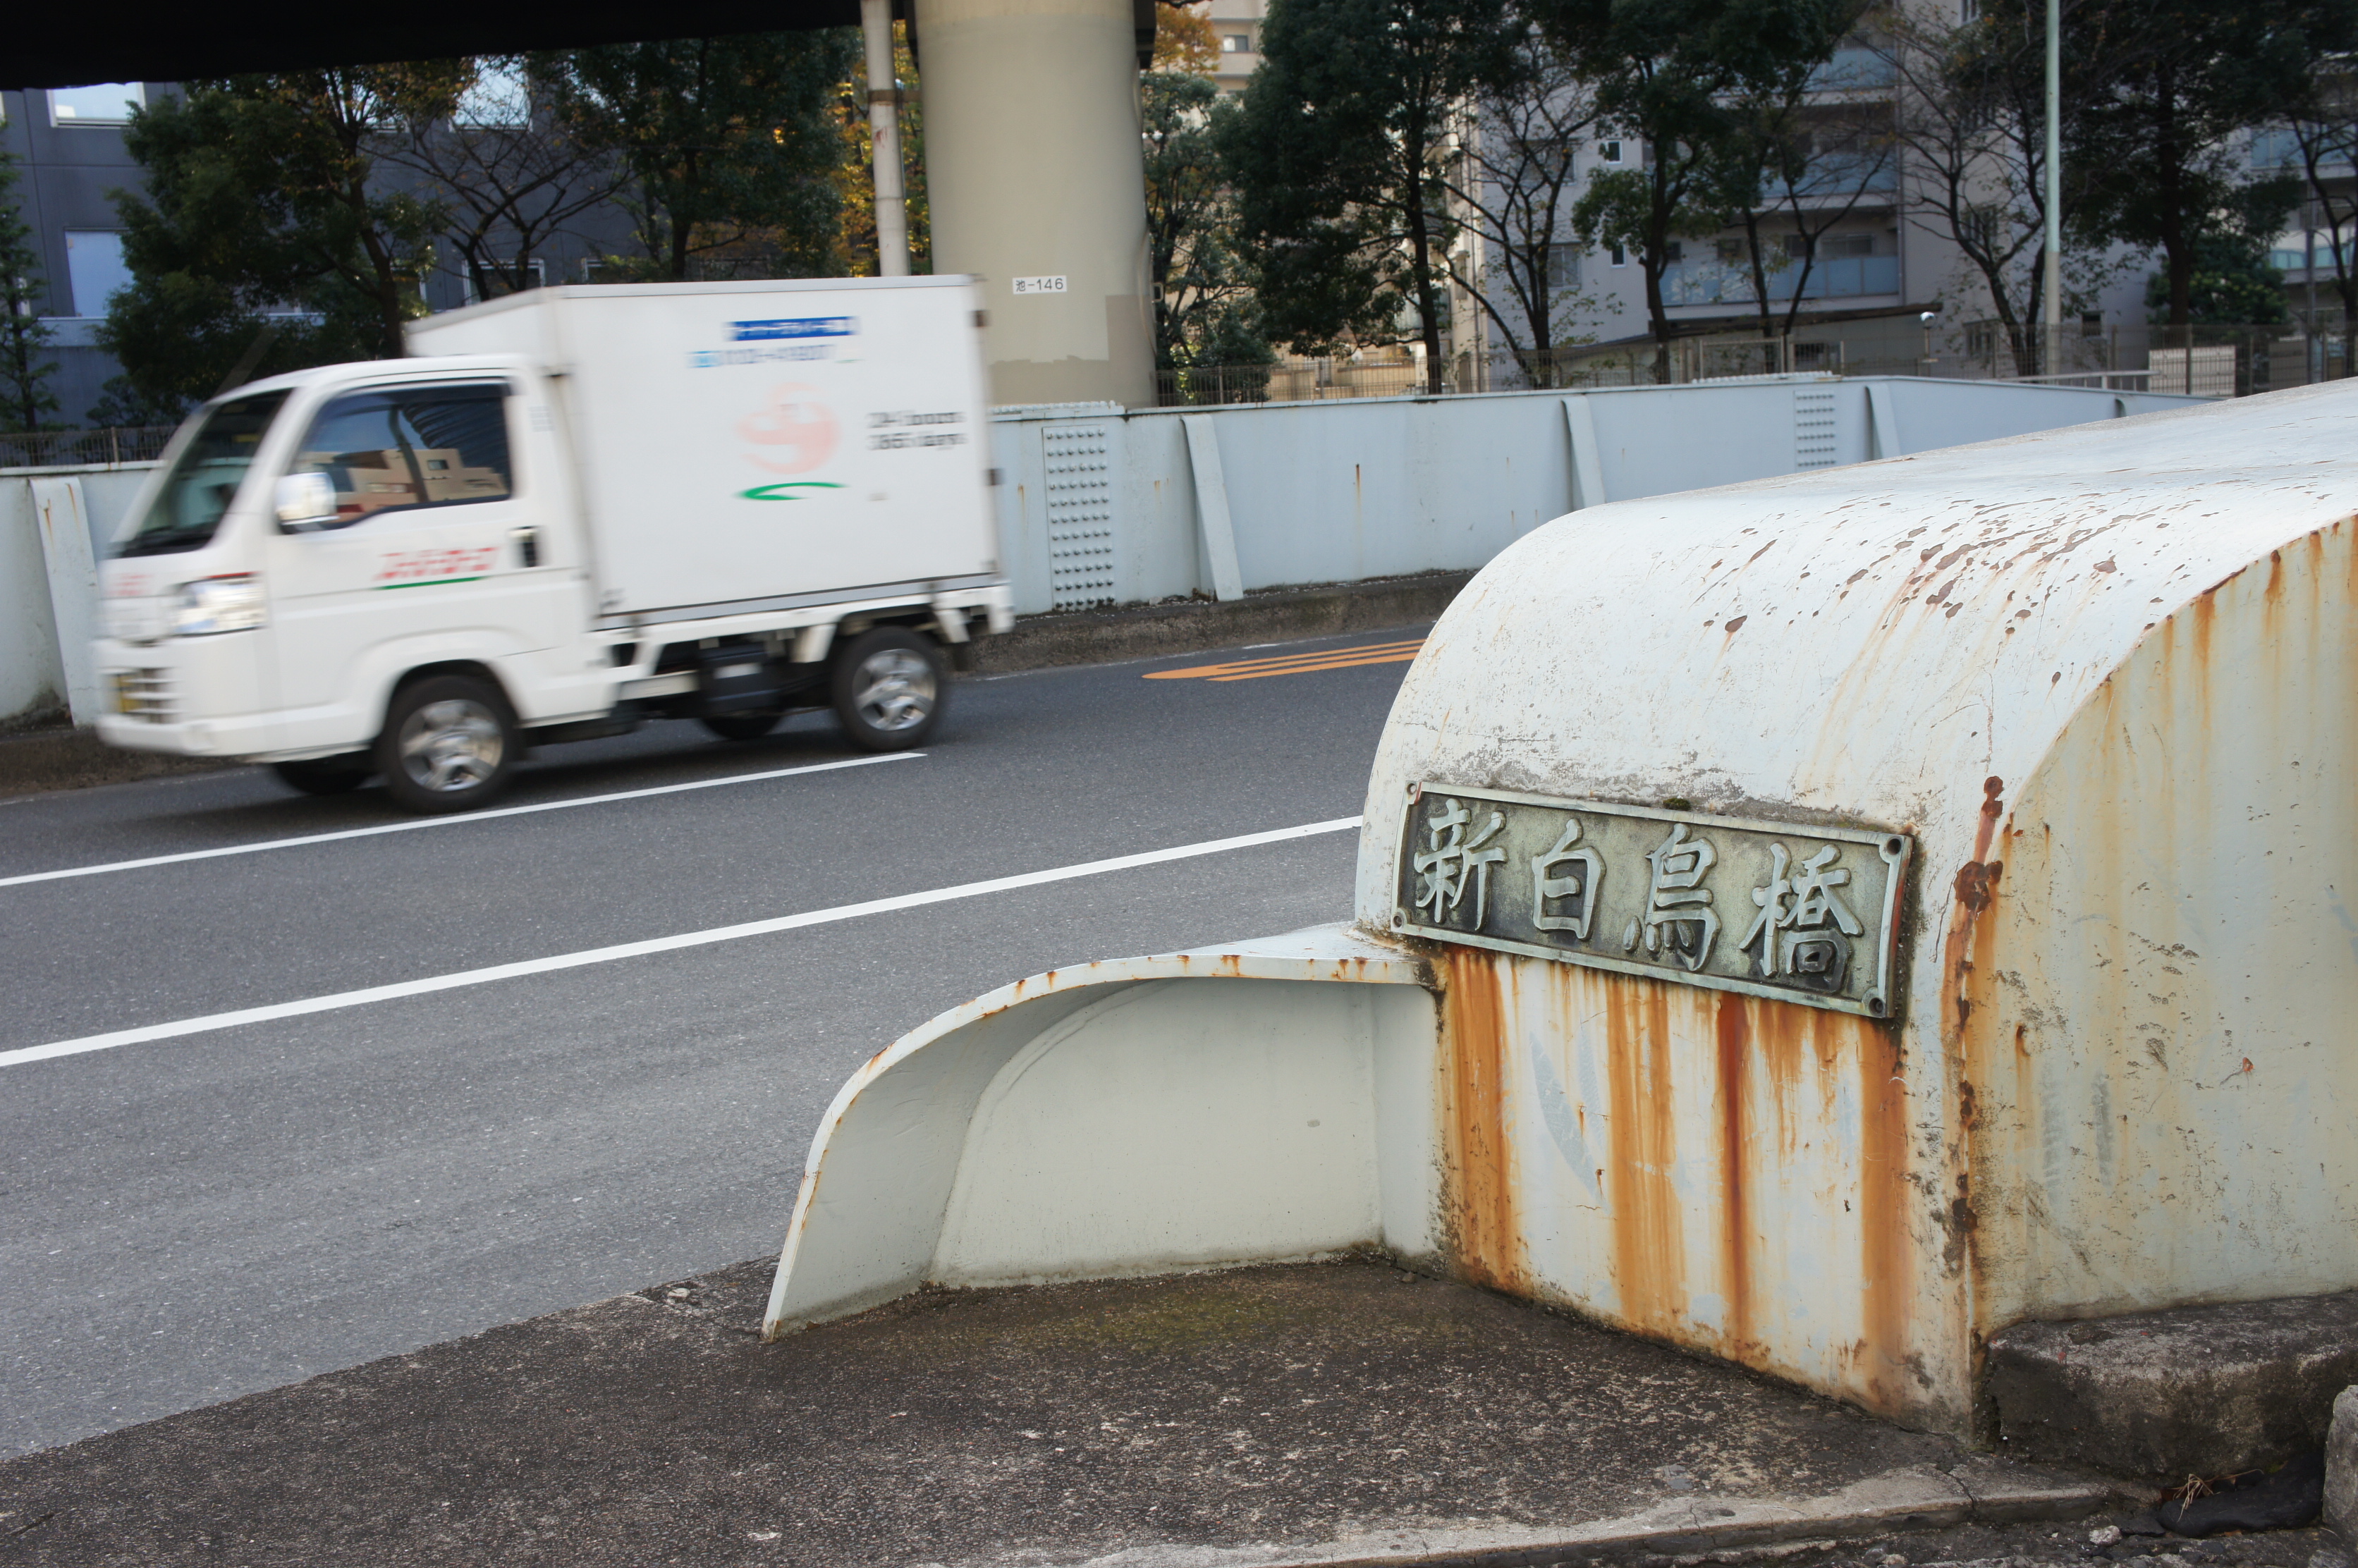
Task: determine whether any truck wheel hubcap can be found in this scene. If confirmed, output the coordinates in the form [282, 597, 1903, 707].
[853, 650, 934, 732]
[398, 699, 504, 791]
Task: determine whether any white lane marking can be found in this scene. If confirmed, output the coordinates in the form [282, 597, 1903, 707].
[0, 753, 924, 890]
[0, 816, 1365, 1070]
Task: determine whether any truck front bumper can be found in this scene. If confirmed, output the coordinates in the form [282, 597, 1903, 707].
[91, 636, 279, 758]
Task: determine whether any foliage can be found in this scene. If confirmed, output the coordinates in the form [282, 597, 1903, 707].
[1155, 3, 1223, 73]
[1144, 69, 1268, 365]
[2141, 190, 2294, 324]
[2058, 0, 2343, 327]
[375, 58, 627, 300]
[541, 32, 862, 281]
[100, 71, 453, 412]
[0, 152, 61, 433]
[833, 25, 930, 275]
[1221, 0, 1518, 390]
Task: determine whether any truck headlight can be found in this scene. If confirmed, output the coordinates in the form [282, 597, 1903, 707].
[171, 575, 267, 636]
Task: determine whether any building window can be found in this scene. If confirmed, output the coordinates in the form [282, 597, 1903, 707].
[466, 258, 548, 303]
[1546, 243, 1581, 291]
[1825, 233, 1875, 257]
[49, 83, 143, 125]
[1608, 241, 1627, 267]
[1222, 33, 1252, 52]
[1960, 0, 1979, 17]
[1715, 238, 1747, 265]
[64, 231, 133, 317]
[1599, 139, 1624, 165]
[1965, 320, 1998, 359]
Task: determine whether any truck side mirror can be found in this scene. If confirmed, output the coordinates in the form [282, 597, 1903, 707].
[274, 471, 338, 532]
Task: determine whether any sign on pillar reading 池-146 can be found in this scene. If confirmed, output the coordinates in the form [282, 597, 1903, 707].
[1392, 783, 1914, 1019]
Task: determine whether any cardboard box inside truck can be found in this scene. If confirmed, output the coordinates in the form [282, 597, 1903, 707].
[90, 276, 1011, 813]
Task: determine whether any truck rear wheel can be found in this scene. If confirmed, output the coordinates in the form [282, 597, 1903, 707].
[271, 757, 371, 796]
[831, 627, 943, 751]
[376, 675, 520, 814]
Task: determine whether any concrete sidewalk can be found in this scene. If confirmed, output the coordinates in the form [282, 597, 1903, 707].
[0, 1258, 2136, 1567]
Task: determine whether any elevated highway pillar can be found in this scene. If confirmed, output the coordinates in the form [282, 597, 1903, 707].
[916, 0, 1156, 407]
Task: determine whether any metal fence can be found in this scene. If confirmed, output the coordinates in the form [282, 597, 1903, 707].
[1482, 321, 2358, 399]
[1156, 359, 1445, 407]
[0, 425, 176, 472]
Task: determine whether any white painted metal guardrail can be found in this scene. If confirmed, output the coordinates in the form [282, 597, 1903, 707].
[2, 375, 2187, 728]
[766, 381, 2358, 1440]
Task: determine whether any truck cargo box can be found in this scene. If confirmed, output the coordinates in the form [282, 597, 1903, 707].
[405, 276, 998, 622]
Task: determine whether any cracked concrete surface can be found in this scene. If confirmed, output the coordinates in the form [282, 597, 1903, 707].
[0, 1258, 2128, 1567]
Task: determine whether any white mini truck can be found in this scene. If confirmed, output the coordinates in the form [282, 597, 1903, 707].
[91, 276, 1010, 811]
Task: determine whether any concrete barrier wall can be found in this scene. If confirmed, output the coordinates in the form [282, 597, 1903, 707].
[0, 376, 2187, 728]
[987, 376, 2196, 614]
[0, 465, 155, 728]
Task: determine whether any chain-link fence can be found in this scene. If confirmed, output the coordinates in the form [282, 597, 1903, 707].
[0, 425, 178, 472]
[1156, 357, 1447, 406]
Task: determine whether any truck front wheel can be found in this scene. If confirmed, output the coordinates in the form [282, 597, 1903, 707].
[376, 675, 520, 813]
[831, 627, 943, 751]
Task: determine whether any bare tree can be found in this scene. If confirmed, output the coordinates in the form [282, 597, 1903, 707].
[376, 59, 626, 300]
[2287, 62, 2358, 372]
[1721, 44, 1899, 343]
[1881, 0, 2087, 374]
[1434, 28, 1603, 385]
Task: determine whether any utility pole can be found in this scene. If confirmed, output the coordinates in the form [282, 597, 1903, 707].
[862, 0, 911, 278]
[2043, 0, 2063, 375]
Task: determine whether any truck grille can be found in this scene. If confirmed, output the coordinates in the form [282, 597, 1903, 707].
[112, 669, 174, 722]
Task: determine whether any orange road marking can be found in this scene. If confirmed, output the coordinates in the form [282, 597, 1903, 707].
[1145, 638, 1426, 682]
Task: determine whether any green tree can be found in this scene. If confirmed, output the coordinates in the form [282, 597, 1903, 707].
[542, 32, 862, 281]
[2058, 0, 2345, 327]
[101, 71, 455, 411]
[2141, 188, 2293, 325]
[0, 152, 62, 433]
[1145, 68, 1266, 367]
[1221, 0, 1518, 391]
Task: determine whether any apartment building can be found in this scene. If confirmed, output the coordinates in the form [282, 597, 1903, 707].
[2, 82, 154, 423]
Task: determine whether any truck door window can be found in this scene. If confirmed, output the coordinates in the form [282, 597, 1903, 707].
[286, 383, 513, 529]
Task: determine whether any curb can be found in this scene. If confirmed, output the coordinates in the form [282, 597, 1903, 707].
[0, 726, 236, 801]
[969, 571, 1473, 675]
[1048, 1466, 2131, 1568]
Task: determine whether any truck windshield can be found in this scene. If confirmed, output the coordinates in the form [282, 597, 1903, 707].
[114, 391, 292, 558]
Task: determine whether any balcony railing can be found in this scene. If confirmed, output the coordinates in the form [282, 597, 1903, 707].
[1661, 253, 1900, 307]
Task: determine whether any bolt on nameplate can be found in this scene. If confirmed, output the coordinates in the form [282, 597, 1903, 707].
[1393, 783, 1913, 1019]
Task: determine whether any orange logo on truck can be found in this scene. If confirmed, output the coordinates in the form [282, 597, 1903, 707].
[738, 384, 839, 474]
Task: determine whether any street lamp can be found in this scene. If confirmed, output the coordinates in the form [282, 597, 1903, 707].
[1920, 307, 1940, 375]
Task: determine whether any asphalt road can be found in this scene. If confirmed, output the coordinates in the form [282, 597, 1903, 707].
[0, 626, 1425, 1457]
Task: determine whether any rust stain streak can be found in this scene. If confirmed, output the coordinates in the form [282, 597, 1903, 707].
[1715, 993, 1752, 1356]
[1606, 976, 1687, 1332]
[1855, 1014, 1913, 1415]
[1441, 947, 1525, 1292]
